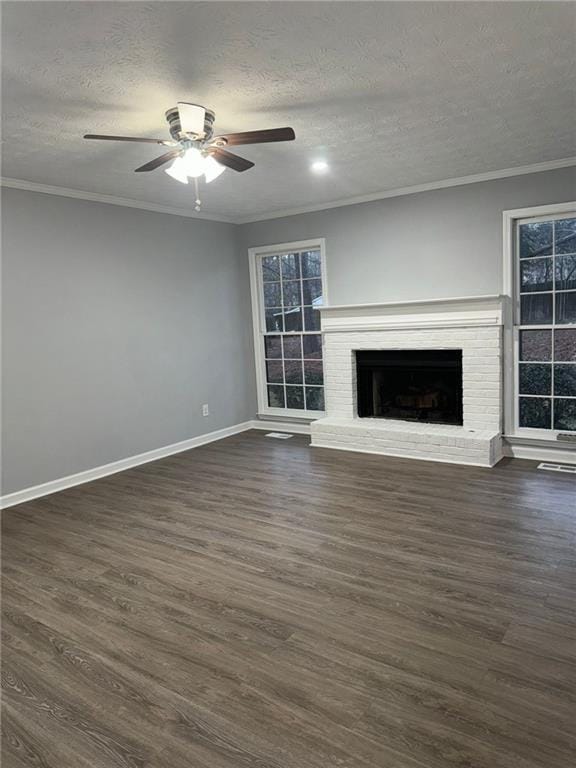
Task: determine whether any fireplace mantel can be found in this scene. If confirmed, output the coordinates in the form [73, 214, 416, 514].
[319, 294, 505, 333]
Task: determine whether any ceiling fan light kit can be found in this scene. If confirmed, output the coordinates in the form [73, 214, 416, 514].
[84, 102, 295, 211]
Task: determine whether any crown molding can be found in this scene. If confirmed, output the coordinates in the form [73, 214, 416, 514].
[2, 156, 575, 226]
[236, 156, 576, 224]
[0, 177, 236, 224]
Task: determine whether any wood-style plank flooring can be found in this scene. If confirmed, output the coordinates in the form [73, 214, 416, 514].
[2, 430, 576, 768]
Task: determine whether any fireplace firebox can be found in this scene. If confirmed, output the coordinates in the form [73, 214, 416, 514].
[356, 349, 463, 425]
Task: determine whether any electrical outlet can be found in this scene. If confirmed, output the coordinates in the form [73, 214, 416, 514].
[202, 404, 210, 417]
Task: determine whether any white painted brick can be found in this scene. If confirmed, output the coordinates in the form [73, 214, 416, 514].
[318, 319, 502, 465]
[466, 392, 500, 401]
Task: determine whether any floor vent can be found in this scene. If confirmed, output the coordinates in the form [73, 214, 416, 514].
[537, 462, 576, 474]
[266, 432, 293, 439]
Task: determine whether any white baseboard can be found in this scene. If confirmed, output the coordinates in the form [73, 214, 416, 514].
[0, 421, 254, 510]
[503, 440, 576, 464]
[0, 420, 314, 510]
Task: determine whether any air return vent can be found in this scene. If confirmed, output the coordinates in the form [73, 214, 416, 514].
[537, 462, 576, 474]
[556, 433, 576, 443]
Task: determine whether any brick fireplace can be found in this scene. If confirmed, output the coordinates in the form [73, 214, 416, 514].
[310, 295, 505, 467]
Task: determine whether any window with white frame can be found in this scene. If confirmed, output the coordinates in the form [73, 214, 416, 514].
[514, 212, 576, 433]
[249, 240, 327, 417]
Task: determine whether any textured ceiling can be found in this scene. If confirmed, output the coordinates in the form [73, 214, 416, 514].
[2, 1, 575, 221]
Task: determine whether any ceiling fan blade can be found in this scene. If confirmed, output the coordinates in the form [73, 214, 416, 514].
[177, 103, 206, 136]
[209, 148, 255, 173]
[134, 149, 183, 173]
[213, 127, 295, 146]
[84, 134, 174, 145]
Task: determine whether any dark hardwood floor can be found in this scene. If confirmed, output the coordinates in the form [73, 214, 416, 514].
[2, 430, 576, 768]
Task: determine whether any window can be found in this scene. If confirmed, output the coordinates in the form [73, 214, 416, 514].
[513, 212, 576, 434]
[249, 239, 327, 418]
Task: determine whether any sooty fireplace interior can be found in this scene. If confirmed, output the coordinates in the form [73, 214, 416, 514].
[356, 349, 463, 425]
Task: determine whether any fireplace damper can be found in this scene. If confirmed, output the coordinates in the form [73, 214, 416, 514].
[356, 349, 463, 425]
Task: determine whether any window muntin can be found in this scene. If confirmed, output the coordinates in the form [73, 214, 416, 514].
[516, 215, 576, 433]
[253, 242, 326, 416]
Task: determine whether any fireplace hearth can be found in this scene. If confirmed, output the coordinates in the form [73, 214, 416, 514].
[356, 349, 463, 425]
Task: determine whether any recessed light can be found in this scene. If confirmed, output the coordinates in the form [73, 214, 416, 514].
[311, 160, 329, 174]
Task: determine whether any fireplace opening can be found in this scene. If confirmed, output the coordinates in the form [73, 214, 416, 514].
[356, 349, 463, 425]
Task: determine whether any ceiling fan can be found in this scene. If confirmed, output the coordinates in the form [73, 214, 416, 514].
[84, 103, 295, 209]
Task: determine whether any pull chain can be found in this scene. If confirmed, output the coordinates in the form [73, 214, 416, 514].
[194, 177, 201, 212]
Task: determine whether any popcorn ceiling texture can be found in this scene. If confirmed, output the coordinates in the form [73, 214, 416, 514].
[2, 1, 575, 220]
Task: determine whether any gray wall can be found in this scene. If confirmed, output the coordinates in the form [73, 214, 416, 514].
[239, 167, 576, 305]
[1, 188, 255, 494]
[3, 167, 575, 494]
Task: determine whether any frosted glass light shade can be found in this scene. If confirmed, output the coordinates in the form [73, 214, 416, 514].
[165, 157, 189, 184]
[204, 155, 226, 183]
[180, 148, 206, 178]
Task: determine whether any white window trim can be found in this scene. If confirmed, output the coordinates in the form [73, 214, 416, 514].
[502, 201, 576, 440]
[249, 238, 328, 421]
